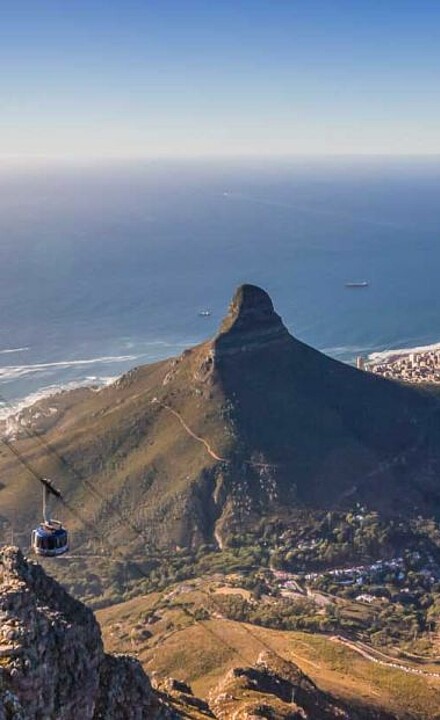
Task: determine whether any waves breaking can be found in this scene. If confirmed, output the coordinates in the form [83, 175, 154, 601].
[0, 354, 138, 382]
[368, 341, 440, 363]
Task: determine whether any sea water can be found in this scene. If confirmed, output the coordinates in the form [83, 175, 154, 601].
[1, 156, 440, 418]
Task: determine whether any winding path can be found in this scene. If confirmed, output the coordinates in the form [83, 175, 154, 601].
[151, 397, 277, 469]
[151, 398, 226, 462]
[331, 635, 440, 679]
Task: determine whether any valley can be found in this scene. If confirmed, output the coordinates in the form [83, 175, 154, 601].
[96, 574, 440, 719]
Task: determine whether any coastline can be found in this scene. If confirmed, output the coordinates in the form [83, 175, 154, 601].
[0, 338, 198, 430]
[363, 342, 440, 385]
[367, 341, 440, 366]
[0, 376, 117, 438]
[3, 335, 440, 437]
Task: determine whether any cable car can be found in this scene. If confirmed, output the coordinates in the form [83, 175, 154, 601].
[31, 478, 69, 557]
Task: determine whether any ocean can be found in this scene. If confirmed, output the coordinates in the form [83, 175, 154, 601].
[1, 156, 440, 419]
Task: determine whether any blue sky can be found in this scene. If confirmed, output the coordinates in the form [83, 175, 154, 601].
[2, 0, 440, 158]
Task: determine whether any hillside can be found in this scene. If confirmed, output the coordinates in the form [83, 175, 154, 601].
[2, 283, 440, 565]
[97, 576, 440, 720]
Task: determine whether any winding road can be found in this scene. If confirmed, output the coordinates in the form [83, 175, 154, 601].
[331, 635, 440, 679]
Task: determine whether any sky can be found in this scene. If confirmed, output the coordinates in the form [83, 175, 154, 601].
[1, 0, 440, 158]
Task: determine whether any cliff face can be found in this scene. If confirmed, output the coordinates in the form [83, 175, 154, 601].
[0, 547, 176, 720]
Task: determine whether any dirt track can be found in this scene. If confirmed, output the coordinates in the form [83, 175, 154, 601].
[331, 635, 440, 679]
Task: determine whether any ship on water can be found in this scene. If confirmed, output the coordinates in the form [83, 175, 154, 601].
[345, 281, 369, 288]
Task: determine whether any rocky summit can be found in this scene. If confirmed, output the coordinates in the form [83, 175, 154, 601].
[215, 284, 290, 355]
[2, 284, 440, 557]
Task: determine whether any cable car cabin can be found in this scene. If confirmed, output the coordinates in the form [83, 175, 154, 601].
[31, 520, 69, 557]
[31, 478, 69, 557]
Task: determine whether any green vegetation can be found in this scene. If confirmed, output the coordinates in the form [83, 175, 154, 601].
[42, 505, 440, 658]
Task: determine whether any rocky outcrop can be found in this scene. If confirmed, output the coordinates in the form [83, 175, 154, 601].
[151, 676, 214, 718]
[208, 651, 396, 720]
[214, 284, 290, 358]
[0, 547, 177, 719]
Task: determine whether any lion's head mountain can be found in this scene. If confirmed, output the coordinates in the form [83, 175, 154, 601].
[2, 284, 440, 555]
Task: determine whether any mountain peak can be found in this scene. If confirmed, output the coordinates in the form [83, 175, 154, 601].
[215, 284, 289, 355]
[227, 283, 274, 315]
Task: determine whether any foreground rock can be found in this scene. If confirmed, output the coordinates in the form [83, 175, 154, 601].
[0, 546, 177, 719]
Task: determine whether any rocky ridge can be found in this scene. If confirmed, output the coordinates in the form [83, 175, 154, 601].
[208, 651, 397, 720]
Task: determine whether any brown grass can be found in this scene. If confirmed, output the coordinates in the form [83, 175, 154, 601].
[96, 586, 440, 718]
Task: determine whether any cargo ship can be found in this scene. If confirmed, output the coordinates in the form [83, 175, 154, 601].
[345, 281, 369, 288]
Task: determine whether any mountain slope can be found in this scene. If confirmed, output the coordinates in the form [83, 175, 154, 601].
[97, 579, 440, 720]
[208, 650, 397, 720]
[2, 284, 440, 557]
